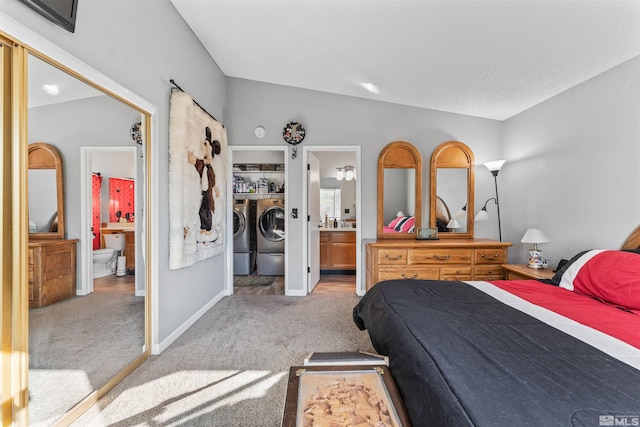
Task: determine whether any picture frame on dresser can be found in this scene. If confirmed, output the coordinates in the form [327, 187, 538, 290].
[416, 227, 438, 240]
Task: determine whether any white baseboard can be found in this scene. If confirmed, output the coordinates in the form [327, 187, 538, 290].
[152, 290, 225, 355]
[285, 289, 307, 296]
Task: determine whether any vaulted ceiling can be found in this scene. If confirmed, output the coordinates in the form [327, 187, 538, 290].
[171, 0, 640, 121]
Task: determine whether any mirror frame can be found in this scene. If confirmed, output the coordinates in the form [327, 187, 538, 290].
[429, 141, 475, 239]
[28, 142, 65, 240]
[377, 141, 422, 239]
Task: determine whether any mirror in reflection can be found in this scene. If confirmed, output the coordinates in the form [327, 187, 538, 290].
[436, 168, 468, 233]
[383, 168, 416, 233]
[429, 141, 475, 239]
[27, 53, 146, 424]
[377, 141, 422, 239]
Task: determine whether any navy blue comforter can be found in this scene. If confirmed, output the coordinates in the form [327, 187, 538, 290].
[353, 280, 640, 427]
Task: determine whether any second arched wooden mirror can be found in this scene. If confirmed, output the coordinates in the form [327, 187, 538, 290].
[430, 141, 475, 239]
[377, 141, 422, 239]
[28, 142, 65, 240]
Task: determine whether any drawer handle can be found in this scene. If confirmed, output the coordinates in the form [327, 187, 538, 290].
[481, 253, 499, 260]
[432, 254, 450, 261]
[401, 273, 418, 279]
[385, 254, 403, 261]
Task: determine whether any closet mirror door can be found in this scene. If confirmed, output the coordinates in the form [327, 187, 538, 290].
[429, 141, 475, 239]
[27, 53, 147, 424]
[377, 141, 422, 239]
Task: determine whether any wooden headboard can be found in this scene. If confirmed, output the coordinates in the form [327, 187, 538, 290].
[621, 225, 640, 250]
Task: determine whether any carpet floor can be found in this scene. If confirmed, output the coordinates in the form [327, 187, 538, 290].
[71, 292, 374, 426]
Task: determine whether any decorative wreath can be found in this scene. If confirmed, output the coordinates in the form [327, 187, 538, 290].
[282, 121, 306, 145]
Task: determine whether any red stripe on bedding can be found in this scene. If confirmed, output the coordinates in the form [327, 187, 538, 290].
[489, 280, 640, 349]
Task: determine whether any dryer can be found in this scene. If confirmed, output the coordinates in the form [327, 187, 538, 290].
[256, 198, 285, 275]
[256, 198, 285, 253]
[233, 199, 251, 253]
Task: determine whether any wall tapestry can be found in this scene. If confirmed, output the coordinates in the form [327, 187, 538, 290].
[168, 90, 227, 270]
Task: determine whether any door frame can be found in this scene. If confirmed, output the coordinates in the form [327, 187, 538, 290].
[225, 145, 289, 295]
[80, 146, 140, 296]
[302, 146, 363, 295]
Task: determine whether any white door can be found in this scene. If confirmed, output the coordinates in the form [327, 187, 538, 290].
[307, 153, 321, 292]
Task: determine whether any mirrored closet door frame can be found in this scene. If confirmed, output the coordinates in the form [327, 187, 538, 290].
[1, 19, 156, 426]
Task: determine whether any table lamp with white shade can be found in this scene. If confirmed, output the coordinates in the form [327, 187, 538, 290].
[521, 228, 551, 269]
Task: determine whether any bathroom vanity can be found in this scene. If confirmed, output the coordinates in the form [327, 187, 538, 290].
[320, 229, 356, 270]
[100, 227, 135, 272]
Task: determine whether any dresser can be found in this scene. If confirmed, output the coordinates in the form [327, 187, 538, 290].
[28, 239, 78, 308]
[364, 238, 511, 291]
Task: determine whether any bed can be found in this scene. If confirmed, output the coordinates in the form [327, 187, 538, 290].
[353, 232, 640, 426]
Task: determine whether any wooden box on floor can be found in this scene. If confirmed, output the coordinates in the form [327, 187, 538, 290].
[282, 365, 411, 427]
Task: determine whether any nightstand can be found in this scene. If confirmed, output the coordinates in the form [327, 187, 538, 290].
[502, 264, 555, 280]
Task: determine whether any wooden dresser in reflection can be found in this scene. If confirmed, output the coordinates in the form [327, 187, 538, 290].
[28, 239, 78, 308]
[364, 238, 511, 291]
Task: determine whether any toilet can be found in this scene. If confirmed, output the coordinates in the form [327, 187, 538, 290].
[93, 233, 126, 278]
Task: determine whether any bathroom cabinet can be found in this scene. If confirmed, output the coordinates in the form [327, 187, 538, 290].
[320, 230, 356, 270]
[101, 228, 135, 273]
[28, 239, 78, 308]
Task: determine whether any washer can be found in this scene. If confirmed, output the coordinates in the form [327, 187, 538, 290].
[233, 199, 251, 253]
[233, 199, 256, 275]
[256, 198, 285, 276]
[256, 198, 285, 253]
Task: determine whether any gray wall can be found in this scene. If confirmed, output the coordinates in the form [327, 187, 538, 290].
[4, 0, 227, 347]
[225, 77, 503, 293]
[502, 55, 640, 265]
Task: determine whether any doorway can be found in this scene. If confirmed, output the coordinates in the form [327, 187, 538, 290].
[303, 146, 362, 296]
[227, 146, 288, 295]
[80, 146, 140, 296]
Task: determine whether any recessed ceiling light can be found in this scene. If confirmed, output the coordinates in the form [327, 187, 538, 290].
[361, 83, 379, 94]
[42, 84, 60, 96]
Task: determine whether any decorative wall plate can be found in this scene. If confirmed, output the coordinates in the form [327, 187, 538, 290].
[282, 121, 305, 145]
[130, 121, 142, 145]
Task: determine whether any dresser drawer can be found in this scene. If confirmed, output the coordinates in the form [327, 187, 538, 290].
[475, 249, 505, 264]
[411, 249, 471, 264]
[378, 268, 439, 282]
[377, 249, 408, 265]
[475, 265, 504, 280]
[441, 267, 472, 281]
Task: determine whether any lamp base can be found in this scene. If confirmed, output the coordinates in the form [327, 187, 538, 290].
[527, 249, 544, 269]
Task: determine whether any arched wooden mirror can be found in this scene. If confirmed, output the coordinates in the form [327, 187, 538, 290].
[430, 141, 475, 239]
[377, 141, 422, 239]
[28, 142, 65, 240]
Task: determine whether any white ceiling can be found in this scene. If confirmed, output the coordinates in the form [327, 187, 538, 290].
[171, 0, 640, 121]
[28, 54, 104, 108]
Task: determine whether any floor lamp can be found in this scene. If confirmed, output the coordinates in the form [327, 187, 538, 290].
[475, 160, 505, 241]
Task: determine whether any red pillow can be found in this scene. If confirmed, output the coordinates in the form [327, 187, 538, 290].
[558, 250, 640, 311]
[388, 216, 405, 229]
[398, 216, 415, 233]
